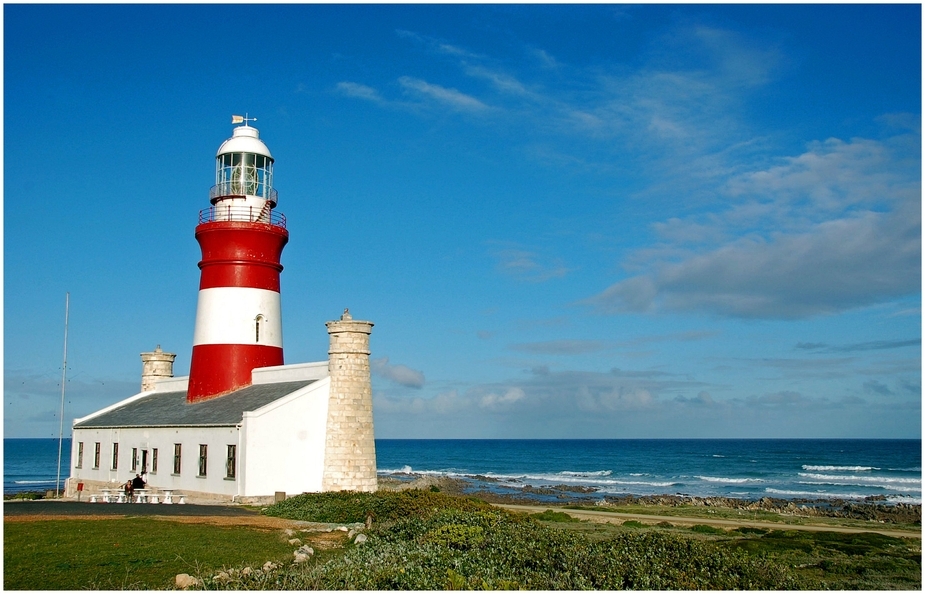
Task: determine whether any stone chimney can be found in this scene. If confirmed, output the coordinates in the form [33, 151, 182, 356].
[140, 345, 177, 392]
[322, 309, 377, 492]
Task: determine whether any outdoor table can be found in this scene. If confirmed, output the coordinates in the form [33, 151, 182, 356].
[99, 488, 112, 503]
[162, 489, 174, 504]
[116, 492, 126, 503]
[135, 489, 150, 503]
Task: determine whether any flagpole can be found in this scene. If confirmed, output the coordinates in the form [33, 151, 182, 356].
[55, 292, 69, 499]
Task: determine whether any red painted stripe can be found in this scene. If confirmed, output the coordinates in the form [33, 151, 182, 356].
[187, 343, 284, 403]
[196, 222, 289, 291]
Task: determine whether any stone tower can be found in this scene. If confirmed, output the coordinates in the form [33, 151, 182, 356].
[322, 309, 377, 492]
[140, 345, 177, 392]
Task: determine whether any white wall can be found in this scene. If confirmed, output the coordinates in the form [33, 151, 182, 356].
[240, 377, 330, 496]
[70, 425, 241, 497]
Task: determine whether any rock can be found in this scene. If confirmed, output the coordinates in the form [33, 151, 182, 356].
[293, 552, 309, 563]
[354, 533, 368, 545]
[284, 528, 295, 536]
[262, 561, 277, 572]
[297, 545, 314, 556]
[288, 538, 302, 545]
[175, 573, 201, 589]
[213, 571, 230, 583]
[241, 567, 252, 576]
[347, 529, 357, 538]
[337, 526, 348, 532]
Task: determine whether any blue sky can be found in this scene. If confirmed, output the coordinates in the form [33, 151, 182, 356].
[4, 4, 921, 439]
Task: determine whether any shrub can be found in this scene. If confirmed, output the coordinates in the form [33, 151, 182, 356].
[259, 508, 800, 590]
[530, 509, 579, 523]
[621, 520, 646, 528]
[263, 489, 490, 524]
[690, 524, 726, 535]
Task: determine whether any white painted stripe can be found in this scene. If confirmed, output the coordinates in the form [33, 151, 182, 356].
[192, 287, 283, 347]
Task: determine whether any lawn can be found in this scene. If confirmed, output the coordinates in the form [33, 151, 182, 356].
[4, 518, 295, 590]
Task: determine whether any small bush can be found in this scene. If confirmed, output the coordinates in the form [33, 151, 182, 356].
[531, 509, 579, 523]
[621, 520, 646, 528]
[691, 524, 726, 535]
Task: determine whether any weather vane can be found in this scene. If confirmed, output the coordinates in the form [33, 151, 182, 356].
[231, 114, 257, 125]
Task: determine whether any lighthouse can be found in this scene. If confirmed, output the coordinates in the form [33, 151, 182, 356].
[187, 119, 289, 402]
[68, 117, 378, 502]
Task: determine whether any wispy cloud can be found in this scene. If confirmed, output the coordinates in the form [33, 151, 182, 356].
[398, 76, 489, 112]
[491, 245, 571, 282]
[336, 81, 383, 103]
[395, 29, 484, 59]
[510, 339, 612, 355]
[796, 338, 920, 353]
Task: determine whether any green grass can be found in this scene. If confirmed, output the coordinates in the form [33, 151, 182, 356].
[5, 492, 920, 590]
[3, 518, 296, 590]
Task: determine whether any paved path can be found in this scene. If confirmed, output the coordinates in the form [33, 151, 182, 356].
[496, 503, 922, 539]
[3, 500, 258, 518]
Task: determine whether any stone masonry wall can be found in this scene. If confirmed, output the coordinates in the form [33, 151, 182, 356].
[140, 345, 177, 392]
[322, 310, 377, 492]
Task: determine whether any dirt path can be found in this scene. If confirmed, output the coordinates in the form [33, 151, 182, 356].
[496, 503, 922, 539]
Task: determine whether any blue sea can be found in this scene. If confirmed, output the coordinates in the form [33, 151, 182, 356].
[5, 438, 921, 504]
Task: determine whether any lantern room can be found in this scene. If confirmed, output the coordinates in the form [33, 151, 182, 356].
[210, 124, 278, 209]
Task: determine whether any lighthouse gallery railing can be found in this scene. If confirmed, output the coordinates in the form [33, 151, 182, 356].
[199, 205, 287, 228]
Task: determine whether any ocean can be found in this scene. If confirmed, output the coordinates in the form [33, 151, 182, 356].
[5, 438, 921, 504]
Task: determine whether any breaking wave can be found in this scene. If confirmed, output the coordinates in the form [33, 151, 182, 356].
[802, 465, 879, 472]
[695, 476, 764, 484]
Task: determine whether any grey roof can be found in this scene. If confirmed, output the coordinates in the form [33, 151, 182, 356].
[74, 380, 315, 429]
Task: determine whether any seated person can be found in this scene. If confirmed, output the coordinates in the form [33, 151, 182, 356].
[123, 479, 134, 501]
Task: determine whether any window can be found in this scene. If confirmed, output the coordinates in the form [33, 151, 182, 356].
[152, 448, 158, 473]
[226, 445, 237, 479]
[93, 443, 101, 469]
[173, 444, 182, 475]
[198, 444, 208, 477]
[255, 315, 264, 343]
[131, 448, 138, 472]
[76, 442, 84, 469]
[111, 443, 119, 470]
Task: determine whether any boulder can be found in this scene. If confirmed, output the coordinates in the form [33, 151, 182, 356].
[262, 561, 277, 572]
[354, 533, 368, 545]
[287, 538, 302, 545]
[175, 574, 201, 589]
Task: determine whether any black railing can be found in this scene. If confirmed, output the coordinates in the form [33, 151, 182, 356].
[199, 205, 287, 228]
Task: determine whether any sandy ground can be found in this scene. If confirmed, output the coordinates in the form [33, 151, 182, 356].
[496, 503, 922, 539]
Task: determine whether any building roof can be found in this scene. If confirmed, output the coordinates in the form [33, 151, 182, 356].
[74, 380, 315, 429]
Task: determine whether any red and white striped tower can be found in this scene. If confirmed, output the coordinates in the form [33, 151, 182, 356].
[187, 117, 289, 403]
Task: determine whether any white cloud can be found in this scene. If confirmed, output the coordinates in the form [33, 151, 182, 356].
[588, 133, 921, 319]
[371, 357, 425, 388]
[479, 387, 525, 409]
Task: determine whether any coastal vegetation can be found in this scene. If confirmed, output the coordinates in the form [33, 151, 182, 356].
[3, 490, 920, 590]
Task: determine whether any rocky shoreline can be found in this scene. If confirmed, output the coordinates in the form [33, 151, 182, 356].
[378, 473, 921, 526]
